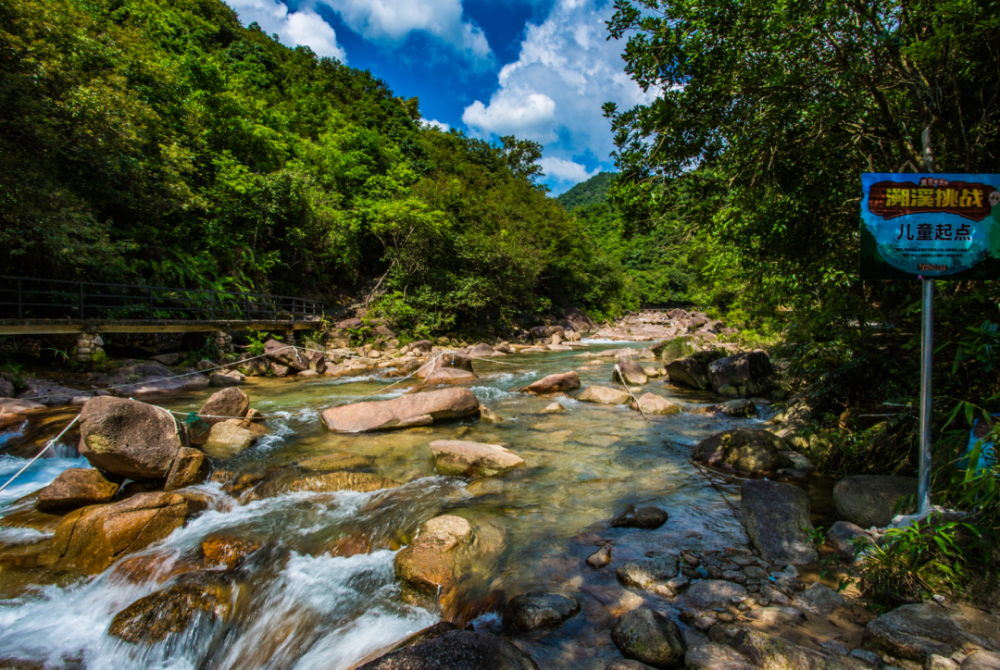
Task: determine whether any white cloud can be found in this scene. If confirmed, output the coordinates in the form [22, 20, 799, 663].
[462, 0, 656, 187]
[420, 118, 451, 132]
[226, 0, 346, 61]
[322, 0, 493, 67]
[539, 157, 598, 183]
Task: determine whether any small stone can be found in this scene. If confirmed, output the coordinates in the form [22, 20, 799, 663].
[610, 607, 686, 669]
[717, 612, 735, 623]
[617, 554, 680, 590]
[849, 649, 885, 668]
[744, 606, 805, 627]
[925, 655, 959, 670]
[742, 565, 767, 580]
[932, 594, 946, 603]
[722, 570, 747, 584]
[694, 616, 717, 632]
[610, 504, 669, 530]
[502, 593, 580, 631]
[820, 640, 851, 656]
[587, 544, 612, 569]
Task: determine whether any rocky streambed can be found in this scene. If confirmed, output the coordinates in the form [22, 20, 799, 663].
[0, 340, 997, 670]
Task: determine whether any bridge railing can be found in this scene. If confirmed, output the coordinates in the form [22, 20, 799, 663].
[0, 276, 322, 322]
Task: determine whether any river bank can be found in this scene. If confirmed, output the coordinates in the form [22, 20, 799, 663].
[0, 314, 997, 670]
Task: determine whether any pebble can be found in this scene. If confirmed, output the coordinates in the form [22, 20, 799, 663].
[586, 544, 612, 569]
[717, 612, 735, 623]
[694, 616, 716, 632]
[849, 649, 884, 668]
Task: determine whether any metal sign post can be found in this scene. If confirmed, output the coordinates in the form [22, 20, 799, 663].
[860, 173, 1000, 515]
[918, 278, 933, 513]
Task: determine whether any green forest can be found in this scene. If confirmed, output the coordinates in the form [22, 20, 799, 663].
[0, 0, 636, 333]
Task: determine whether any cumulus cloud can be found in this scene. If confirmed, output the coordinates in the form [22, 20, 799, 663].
[420, 118, 451, 132]
[226, 0, 346, 61]
[539, 157, 599, 183]
[323, 0, 493, 67]
[462, 0, 656, 186]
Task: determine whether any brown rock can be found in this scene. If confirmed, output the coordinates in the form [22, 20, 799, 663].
[42, 492, 196, 574]
[424, 368, 478, 385]
[632, 393, 681, 415]
[614, 357, 649, 385]
[578, 386, 632, 405]
[108, 571, 238, 644]
[240, 469, 400, 503]
[264, 339, 325, 373]
[692, 429, 793, 474]
[78, 397, 185, 480]
[587, 544, 612, 569]
[395, 515, 474, 601]
[321, 388, 480, 433]
[521, 372, 581, 394]
[163, 448, 210, 491]
[35, 468, 121, 513]
[296, 452, 374, 472]
[430, 440, 525, 477]
[198, 387, 250, 428]
[416, 353, 474, 380]
[201, 534, 262, 569]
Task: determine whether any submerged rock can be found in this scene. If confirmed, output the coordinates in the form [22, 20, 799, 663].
[587, 544, 613, 569]
[356, 629, 538, 670]
[611, 504, 669, 529]
[108, 571, 239, 644]
[34, 468, 120, 513]
[833, 475, 918, 529]
[521, 371, 580, 394]
[611, 607, 686, 669]
[78, 397, 185, 480]
[705, 399, 756, 418]
[240, 469, 400, 502]
[478, 405, 504, 423]
[502, 593, 580, 631]
[740, 480, 818, 565]
[296, 452, 374, 472]
[42, 492, 197, 574]
[321, 388, 480, 433]
[617, 554, 680, 590]
[430, 440, 525, 477]
[692, 429, 792, 474]
[579, 386, 632, 405]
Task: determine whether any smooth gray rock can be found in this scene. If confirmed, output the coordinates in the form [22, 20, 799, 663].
[679, 580, 747, 613]
[606, 661, 658, 670]
[963, 651, 1000, 670]
[848, 648, 884, 668]
[617, 555, 680, 590]
[684, 643, 755, 670]
[739, 479, 818, 565]
[502, 593, 579, 631]
[833, 475, 918, 529]
[826, 520, 874, 562]
[611, 608, 686, 669]
[707, 350, 773, 397]
[864, 603, 1000, 663]
[791, 583, 847, 616]
[611, 504, 669, 529]
[743, 607, 805, 627]
[728, 628, 870, 670]
[693, 429, 793, 474]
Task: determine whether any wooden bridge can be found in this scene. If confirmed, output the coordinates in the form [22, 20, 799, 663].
[0, 276, 324, 335]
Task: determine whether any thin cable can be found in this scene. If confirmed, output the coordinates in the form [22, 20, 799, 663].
[0, 414, 82, 494]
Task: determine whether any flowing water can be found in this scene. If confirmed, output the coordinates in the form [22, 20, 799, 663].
[0, 343, 799, 669]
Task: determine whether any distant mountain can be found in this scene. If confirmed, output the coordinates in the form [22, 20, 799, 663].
[556, 172, 617, 210]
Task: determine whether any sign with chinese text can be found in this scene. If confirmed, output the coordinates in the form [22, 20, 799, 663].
[860, 173, 1000, 279]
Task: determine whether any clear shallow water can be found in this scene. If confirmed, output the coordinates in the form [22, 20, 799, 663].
[0, 344, 755, 669]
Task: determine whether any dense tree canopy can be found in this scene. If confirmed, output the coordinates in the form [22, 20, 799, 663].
[0, 0, 631, 332]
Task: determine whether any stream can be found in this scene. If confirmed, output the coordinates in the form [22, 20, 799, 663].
[0, 342, 811, 669]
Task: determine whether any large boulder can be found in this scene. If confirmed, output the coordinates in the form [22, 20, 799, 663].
[41, 492, 197, 574]
[615, 357, 649, 385]
[833, 475, 918, 528]
[864, 603, 1000, 663]
[707, 351, 773, 397]
[395, 514, 478, 612]
[264, 339, 324, 372]
[164, 447, 210, 491]
[579, 386, 632, 405]
[560, 307, 596, 335]
[430, 440, 525, 477]
[684, 643, 755, 670]
[356, 630, 538, 670]
[240, 469, 400, 503]
[78, 397, 185, 480]
[616, 554, 680, 590]
[611, 607, 686, 669]
[198, 387, 250, 428]
[502, 593, 580, 631]
[678, 580, 747, 615]
[740, 480, 818, 565]
[202, 422, 256, 458]
[106, 360, 209, 396]
[728, 629, 869, 670]
[408, 340, 434, 354]
[665, 355, 712, 390]
[416, 353, 474, 380]
[468, 343, 498, 357]
[34, 468, 120, 513]
[321, 388, 480, 433]
[522, 372, 580, 394]
[108, 571, 238, 644]
[692, 429, 793, 474]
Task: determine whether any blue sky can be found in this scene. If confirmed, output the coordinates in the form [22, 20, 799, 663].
[222, 0, 656, 194]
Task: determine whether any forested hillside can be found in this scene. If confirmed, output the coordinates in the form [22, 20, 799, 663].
[0, 0, 632, 333]
[557, 173, 695, 306]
